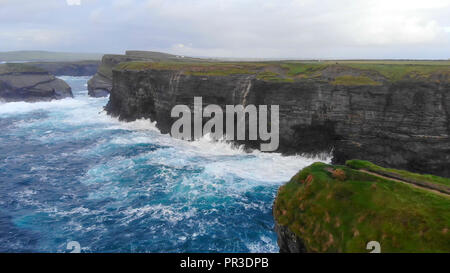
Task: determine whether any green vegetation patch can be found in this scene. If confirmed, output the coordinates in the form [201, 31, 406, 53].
[116, 61, 325, 81]
[346, 160, 450, 187]
[332, 75, 382, 86]
[274, 162, 450, 252]
[115, 60, 449, 83]
[280, 62, 328, 78]
[343, 63, 449, 82]
[115, 61, 261, 76]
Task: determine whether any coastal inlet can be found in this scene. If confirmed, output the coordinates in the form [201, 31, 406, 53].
[0, 76, 327, 252]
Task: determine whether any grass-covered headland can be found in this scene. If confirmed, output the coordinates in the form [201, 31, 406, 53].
[274, 161, 450, 253]
[115, 60, 450, 84]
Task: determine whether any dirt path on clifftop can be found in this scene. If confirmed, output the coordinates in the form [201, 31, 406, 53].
[359, 170, 450, 198]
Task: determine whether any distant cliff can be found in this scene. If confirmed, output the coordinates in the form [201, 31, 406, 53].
[87, 51, 211, 97]
[0, 50, 102, 62]
[104, 61, 450, 177]
[29, 61, 100, 76]
[0, 63, 72, 102]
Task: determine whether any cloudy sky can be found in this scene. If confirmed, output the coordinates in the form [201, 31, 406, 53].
[0, 0, 449, 59]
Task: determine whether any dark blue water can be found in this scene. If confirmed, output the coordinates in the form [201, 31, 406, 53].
[0, 76, 324, 253]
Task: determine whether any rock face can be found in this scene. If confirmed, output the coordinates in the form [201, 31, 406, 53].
[273, 203, 307, 253]
[274, 222, 307, 253]
[29, 61, 100, 76]
[0, 63, 72, 102]
[105, 67, 450, 178]
[87, 51, 208, 97]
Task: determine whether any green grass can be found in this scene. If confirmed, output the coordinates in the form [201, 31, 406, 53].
[324, 60, 450, 65]
[346, 160, 450, 187]
[343, 63, 448, 82]
[114, 60, 449, 83]
[332, 75, 382, 86]
[116, 61, 326, 81]
[280, 63, 328, 78]
[115, 61, 258, 76]
[274, 162, 450, 253]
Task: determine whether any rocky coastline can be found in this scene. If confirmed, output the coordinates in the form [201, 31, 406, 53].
[89, 54, 450, 253]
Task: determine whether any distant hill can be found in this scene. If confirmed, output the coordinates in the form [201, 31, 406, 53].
[0, 51, 103, 62]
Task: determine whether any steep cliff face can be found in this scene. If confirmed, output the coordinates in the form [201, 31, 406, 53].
[105, 66, 450, 177]
[0, 63, 72, 102]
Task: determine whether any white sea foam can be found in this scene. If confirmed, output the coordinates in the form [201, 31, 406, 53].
[121, 204, 197, 225]
[245, 235, 279, 253]
[0, 86, 330, 177]
[0, 98, 86, 115]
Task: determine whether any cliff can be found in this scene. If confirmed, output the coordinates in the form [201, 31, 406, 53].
[29, 60, 100, 76]
[0, 63, 72, 102]
[105, 61, 450, 178]
[0, 50, 102, 62]
[87, 51, 207, 97]
[273, 161, 450, 252]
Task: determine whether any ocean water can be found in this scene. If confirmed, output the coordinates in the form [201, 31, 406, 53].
[0, 76, 328, 253]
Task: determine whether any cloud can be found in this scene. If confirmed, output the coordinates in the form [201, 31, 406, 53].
[0, 0, 449, 58]
[66, 0, 81, 6]
[0, 28, 70, 48]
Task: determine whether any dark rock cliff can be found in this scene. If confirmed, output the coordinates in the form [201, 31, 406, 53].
[105, 67, 450, 178]
[0, 63, 72, 102]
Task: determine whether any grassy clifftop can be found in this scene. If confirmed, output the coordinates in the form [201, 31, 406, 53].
[273, 161, 450, 253]
[115, 60, 450, 84]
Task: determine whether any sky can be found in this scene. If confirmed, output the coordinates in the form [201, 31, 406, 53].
[0, 0, 449, 59]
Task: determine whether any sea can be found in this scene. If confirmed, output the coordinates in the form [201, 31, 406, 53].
[0, 76, 328, 252]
